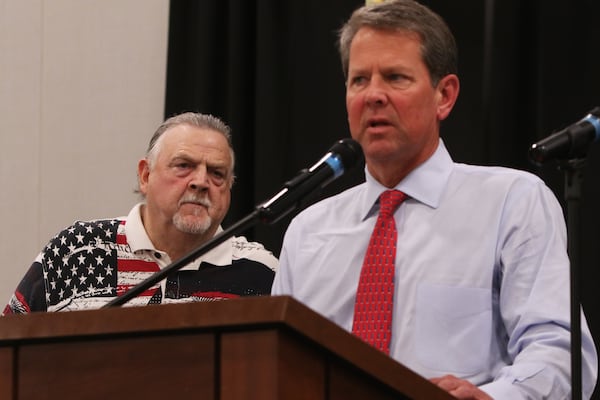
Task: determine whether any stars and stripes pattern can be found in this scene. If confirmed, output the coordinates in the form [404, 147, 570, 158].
[3, 216, 276, 314]
[352, 190, 406, 354]
[28, 218, 162, 311]
[43, 219, 123, 310]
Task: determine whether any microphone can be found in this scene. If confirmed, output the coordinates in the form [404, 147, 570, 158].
[257, 138, 363, 223]
[529, 107, 600, 165]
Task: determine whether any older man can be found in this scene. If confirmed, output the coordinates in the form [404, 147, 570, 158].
[4, 112, 277, 313]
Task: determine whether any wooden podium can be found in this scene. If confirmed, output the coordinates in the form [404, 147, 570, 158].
[0, 296, 455, 400]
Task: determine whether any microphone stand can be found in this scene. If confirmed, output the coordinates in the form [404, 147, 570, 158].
[558, 157, 585, 400]
[103, 210, 262, 308]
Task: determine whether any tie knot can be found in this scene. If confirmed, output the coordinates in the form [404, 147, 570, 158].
[379, 190, 406, 217]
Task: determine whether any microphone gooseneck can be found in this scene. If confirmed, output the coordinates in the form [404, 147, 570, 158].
[257, 138, 363, 223]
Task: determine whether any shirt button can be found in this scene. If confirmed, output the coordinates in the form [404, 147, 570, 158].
[154, 252, 162, 259]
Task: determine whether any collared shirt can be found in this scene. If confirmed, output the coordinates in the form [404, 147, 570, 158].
[3, 203, 278, 313]
[124, 204, 279, 305]
[124, 203, 278, 273]
[272, 140, 598, 399]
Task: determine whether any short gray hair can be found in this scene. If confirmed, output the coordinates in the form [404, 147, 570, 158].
[146, 112, 235, 172]
[338, 0, 457, 87]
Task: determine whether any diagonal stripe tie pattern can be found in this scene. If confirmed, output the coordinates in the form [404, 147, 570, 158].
[352, 189, 407, 354]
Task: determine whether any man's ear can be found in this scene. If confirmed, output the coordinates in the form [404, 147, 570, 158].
[436, 74, 460, 121]
[137, 158, 150, 195]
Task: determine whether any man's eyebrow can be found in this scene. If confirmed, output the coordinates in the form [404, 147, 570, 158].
[169, 154, 195, 163]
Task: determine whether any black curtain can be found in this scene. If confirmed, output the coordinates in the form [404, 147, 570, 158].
[165, 1, 600, 397]
[165, 0, 365, 253]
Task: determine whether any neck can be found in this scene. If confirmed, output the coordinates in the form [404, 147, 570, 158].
[367, 139, 440, 188]
[367, 163, 412, 188]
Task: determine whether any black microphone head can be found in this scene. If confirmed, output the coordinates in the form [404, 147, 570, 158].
[329, 138, 364, 170]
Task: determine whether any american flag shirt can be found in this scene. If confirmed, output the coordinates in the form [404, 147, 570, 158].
[3, 204, 278, 314]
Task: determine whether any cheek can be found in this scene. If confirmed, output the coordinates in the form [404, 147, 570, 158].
[346, 95, 362, 128]
[210, 187, 231, 210]
[210, 190, 231, 223]
[149, 175, 188, 202]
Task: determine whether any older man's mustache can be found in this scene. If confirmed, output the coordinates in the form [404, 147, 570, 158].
[178, 194, 211, 208]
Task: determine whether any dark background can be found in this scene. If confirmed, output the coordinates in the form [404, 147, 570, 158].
[164, 0, 600, 396]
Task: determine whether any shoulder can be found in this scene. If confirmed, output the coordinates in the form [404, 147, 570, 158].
[42, 217, 125, 259]
[285, 184, 366, 236]
[293, 183, 365, 224]
[231, 236, 279, 271]
[451, 163, 562, 217]
[452, 163, 551, 196]
[454, 162, 542, 183]
[58, 217, 125, 234]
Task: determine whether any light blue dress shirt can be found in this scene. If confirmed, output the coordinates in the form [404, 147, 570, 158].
[272, 140, 598, 399]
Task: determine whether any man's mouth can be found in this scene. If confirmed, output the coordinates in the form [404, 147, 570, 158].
[367, 118, 391, 129]
[181, 201, 205, 207]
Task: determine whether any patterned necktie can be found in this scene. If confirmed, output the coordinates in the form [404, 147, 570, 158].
[352, 189, 407, 354]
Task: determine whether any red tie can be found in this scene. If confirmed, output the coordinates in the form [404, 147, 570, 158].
[352, 189, 407, 354]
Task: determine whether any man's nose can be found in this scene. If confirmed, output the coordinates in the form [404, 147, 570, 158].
[188, 166, 209, 191]
[364, 77, 388, 107]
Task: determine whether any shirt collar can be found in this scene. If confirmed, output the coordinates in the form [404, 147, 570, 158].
[124, 203, 233, 266]
[124, 203, 156, 253]
[361, 139, 453, 219]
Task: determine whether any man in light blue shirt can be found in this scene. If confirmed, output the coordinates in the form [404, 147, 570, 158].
[271, 0, 598, 398]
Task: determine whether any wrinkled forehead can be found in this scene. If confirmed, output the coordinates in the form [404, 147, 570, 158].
[154, 124, 235, 169]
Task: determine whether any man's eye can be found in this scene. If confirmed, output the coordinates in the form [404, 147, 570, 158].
[349, 76, 367, 86]
[388, 74, 411, 86]
[172, 162, 194, 175]
[388, 73, 407, 81]
[210, 170, 227, 183]
[175, 162, 192, 169]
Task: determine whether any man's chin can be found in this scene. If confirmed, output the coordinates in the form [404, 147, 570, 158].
[173, 215, 212, 235]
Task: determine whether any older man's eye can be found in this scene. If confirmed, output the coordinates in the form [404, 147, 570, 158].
[208, 168, 227, 183]
[170, 161, 195, 176]
[170, 158, 192, 168]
